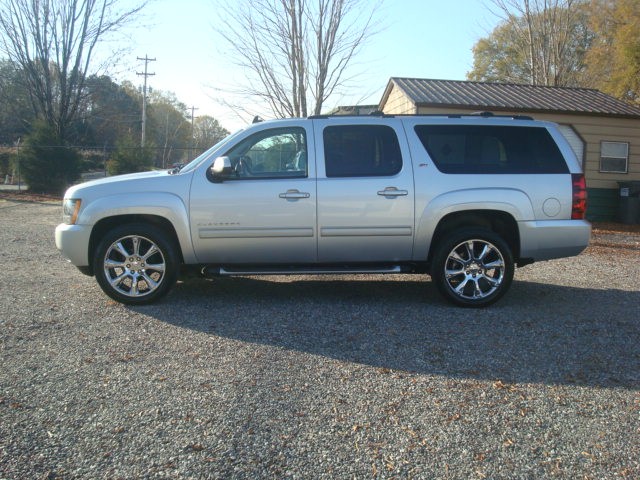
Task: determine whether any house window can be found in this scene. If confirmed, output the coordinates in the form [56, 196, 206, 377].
[600, 142, 629, 173]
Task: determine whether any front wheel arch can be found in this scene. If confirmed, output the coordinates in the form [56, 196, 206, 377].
[88, 214, 183, 275]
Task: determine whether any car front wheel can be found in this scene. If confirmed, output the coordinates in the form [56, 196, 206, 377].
[431, 228, 514, 307]
[93, 224, 179, 305]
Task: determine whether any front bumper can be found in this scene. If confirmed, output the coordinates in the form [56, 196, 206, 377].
[55, 223, 92, 268]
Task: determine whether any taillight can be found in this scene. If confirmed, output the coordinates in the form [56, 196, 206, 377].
[571, 173, 587, 220]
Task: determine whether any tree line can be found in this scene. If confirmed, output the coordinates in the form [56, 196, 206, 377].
[0, 62, 229, 192]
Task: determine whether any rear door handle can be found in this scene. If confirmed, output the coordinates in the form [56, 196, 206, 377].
[377, 187, 408, 197]
[279, 189, 310, 199]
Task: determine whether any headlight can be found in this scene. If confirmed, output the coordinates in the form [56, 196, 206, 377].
[62, 199, 82, 225]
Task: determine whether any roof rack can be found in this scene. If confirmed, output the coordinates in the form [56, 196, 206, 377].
[470, 111, 534, 120]
[309, 112, 534, 121]
[308, 110, 393, 120]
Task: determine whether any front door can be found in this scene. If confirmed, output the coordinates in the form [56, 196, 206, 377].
[190, 125, 317, 264]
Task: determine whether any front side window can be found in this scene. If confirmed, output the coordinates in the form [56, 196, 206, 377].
[414, 125, 569, 174]
[224, 127, 307, 179]
[600, 141, 629, 173]
[323, 125, 402, 177]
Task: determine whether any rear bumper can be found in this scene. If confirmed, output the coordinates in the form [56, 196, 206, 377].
[55, 223, 92, 267]
[519, 220, 591, 261]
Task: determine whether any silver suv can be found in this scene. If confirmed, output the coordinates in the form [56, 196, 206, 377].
[55, 114, 591, 307]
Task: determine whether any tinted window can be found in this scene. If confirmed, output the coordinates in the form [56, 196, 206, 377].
[224, 127, 307, 179]
[414, 125, 568, 174]
[324, 125, 402, 177]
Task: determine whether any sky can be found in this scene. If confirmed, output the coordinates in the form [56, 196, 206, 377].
[107, 0, 496, 132]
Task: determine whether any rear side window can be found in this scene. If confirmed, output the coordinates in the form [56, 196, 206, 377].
[324, 125, 402, 177]
[414, 125, 569, 174]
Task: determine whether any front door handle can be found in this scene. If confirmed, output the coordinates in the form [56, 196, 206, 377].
[377, 187, 408, 197]
[279, 189, 310, 199]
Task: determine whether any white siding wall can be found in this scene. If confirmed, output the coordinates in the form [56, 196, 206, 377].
[380, 85, 416, 115]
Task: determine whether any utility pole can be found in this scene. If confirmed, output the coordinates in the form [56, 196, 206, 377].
[188, 105, 198, 160]
[137, 55, 156, 147]
[15, 137, 21, 192]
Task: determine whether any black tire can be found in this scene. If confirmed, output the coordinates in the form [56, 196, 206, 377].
[93, 223, 179, 305]
[431, 228, 514, 307]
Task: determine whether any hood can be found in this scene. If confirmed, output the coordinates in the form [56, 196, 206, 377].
[64, 170, 172, 198]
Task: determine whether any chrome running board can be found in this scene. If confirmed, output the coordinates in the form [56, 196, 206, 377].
[203, 264, 405, 277]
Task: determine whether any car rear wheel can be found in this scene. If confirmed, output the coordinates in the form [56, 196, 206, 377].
[431, 228, 514, 307]
[93, 224, 179, 305]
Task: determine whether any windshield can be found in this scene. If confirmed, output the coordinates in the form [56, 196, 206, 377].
[175, 128, 247, 174]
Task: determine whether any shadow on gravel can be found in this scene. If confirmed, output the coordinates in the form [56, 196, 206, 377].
[136, 276, 640, 390]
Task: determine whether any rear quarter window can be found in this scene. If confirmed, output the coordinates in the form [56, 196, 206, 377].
[414, 125, 569, 174]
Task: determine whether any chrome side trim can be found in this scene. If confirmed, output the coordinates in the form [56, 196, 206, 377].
[199, 227, 314, 239]
[320, 226, 413, 237]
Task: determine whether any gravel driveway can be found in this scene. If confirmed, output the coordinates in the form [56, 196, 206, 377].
[1, 198, 638, 479]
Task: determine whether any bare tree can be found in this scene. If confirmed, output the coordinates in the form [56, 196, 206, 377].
[486, 0, 591, 86]
[0, 0, 146, 141]
[216, 0, 381, 118]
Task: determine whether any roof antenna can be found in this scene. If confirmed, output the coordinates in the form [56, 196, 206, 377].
[252, 115, 263, 124]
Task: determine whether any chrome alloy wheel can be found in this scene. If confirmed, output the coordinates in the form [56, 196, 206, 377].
[443, 239, 506, 301]
[102, 235, 166, 298]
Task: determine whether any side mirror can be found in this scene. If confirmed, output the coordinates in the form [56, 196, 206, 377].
[209, 156, 233, 183]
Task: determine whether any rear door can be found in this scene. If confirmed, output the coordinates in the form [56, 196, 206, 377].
[314, 118, 415, 263]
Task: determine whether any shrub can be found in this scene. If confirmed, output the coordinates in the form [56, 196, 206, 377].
[79, 150, 107, 172]
[20, 122, 80, 194]
[106, 137, 153, 175]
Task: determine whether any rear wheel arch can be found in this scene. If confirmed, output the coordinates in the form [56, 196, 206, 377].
[428, 210, 520, 265]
